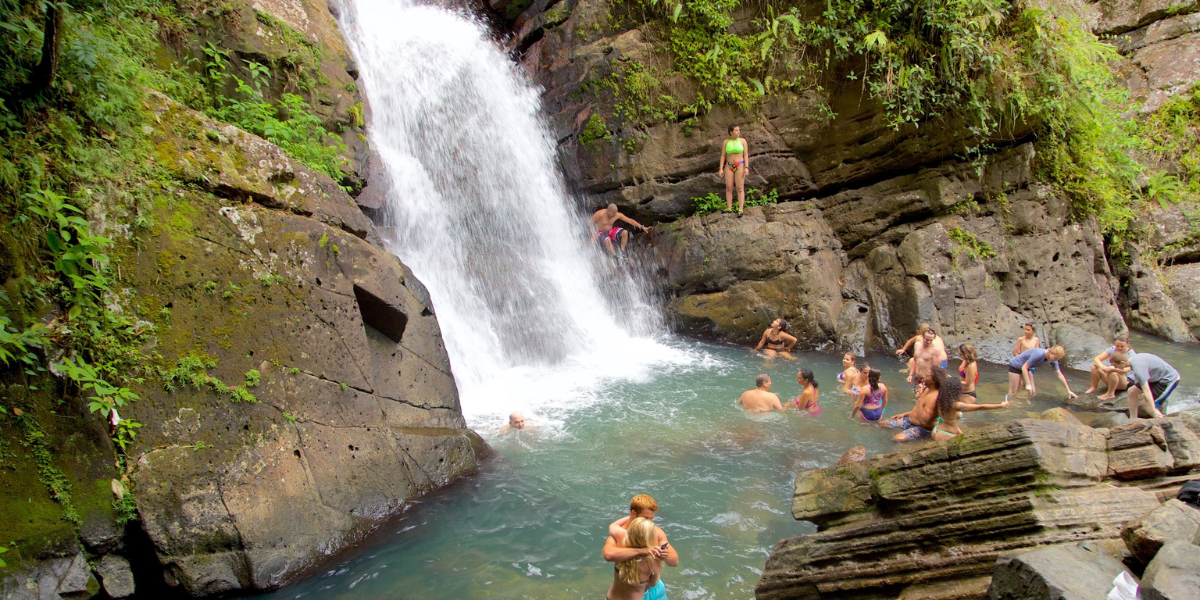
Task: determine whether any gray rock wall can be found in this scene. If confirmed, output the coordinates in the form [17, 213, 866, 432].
[650, 144, 1126, 366]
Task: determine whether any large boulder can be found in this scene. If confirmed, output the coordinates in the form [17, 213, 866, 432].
[986, 543, 1133, 600]
[93, 94, 486, 595]
[1121, 499, 1200, 563]
[1141, 540, 1200, 600]
[756, 416, 1200, 599]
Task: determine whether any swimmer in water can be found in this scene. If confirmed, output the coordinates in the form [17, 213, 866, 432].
[737, 374, 787, 412]
[498, 411, 528, 434]
[850, 366, 888, 422]
[792, 368, 821, 415]
[837, 353, 860, 395]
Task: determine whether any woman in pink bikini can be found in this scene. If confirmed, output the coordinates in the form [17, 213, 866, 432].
[718, 124, 749, 214]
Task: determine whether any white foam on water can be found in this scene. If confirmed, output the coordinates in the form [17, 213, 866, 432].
[339, 0, 705, 425]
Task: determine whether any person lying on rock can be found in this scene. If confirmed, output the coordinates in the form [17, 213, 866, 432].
[850, 366, 888, 422]
[792, 368, 821, 415]
[887, 367, 942, 441]
[1111, 352, 1179, 419]
[604, 493, 679, 600]
[931, 369, 1009, 441]
[1012, 322, 1041, 356]
[1086, 334, 1136, 400]
[1008, 346, 1077, 400]
[737, 374, 787, 412]
[838, 353, 860, 395]
[591, 203, 650, 256]
[753, 318, 797, 358]
[908, 327, 948, 385]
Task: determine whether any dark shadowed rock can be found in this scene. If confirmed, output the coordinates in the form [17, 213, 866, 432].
[1141, 540, 1200, 600]
[1122, 499, 1200, 564]
[986, 543, 1132, 600]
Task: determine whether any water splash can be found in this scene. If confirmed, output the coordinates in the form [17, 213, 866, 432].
[339, 0, 690, 423]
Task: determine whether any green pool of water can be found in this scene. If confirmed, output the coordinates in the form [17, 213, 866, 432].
[252, 336, 1198, 600]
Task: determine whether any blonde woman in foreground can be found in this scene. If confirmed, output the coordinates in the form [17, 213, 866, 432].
[607, 517, 663, 600]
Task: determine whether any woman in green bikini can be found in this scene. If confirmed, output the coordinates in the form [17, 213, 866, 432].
[718, 124, 749, 214]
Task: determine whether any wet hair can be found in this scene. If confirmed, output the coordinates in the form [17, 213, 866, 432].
[856, 364, 871, 385]
[776, 319, 789, 332]
[917, 323, 932, 336]
[798, 368, 817, 389]
[756, 373, 770, 387]
[927, 367, 946, 391]
[959, 344, 977, 364]
[618, 518, 659, 584]
[1114, 334, 1129, 344]
[843, 353, 856, 364]
[867, 367, 881, 390]
[1109, 352, 1129, 366]
[728, 123, 739, 134]
[630, 494, 658, 514]
[935, 370, 964, 418]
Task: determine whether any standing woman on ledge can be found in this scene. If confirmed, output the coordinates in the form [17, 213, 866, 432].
[718, 124, 749, 214]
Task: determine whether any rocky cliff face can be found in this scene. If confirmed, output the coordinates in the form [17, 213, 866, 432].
[651, 144, 1125, 365]
[1, 3, 485, 598]
[755, 410, 1200, 599]
[506, 0, 1200, 351]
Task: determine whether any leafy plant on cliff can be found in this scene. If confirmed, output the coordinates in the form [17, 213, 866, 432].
[947, 227, 997, 261]
[18, 415, 79, 525]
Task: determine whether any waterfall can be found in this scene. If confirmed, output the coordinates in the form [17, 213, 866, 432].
[339, 0, 683, 421]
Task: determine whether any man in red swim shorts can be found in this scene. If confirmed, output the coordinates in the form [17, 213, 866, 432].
[591, 203, 650, 256]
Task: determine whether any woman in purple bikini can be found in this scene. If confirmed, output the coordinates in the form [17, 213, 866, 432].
[850, 366, 888, 422]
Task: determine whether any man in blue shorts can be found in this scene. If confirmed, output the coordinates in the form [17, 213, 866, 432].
[603, 494, 678, 600]
[1110, 352, 1179, 419]
[1008, 345, 1078, 399]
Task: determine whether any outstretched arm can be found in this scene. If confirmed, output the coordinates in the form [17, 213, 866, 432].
[956, 398, 1009, 412]
[1055, 368, 1077, 399]
[897, 335, 919, 355]
[616, 212, 649, 232]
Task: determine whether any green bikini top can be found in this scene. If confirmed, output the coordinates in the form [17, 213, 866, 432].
[725, 138, 744, 154]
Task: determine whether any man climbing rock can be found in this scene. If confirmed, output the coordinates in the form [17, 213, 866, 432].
[591, 203, 649, 256]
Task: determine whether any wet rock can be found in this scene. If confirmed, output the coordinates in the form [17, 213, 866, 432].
[756, 418, 1166, 599]
[95, 555, 136, 599]
[1089, 411, 1131, 430]
[837, 446, 867, 464]
[1122, 499, 1200, 564]
[1141, 540, 1200, 600]
[1118, 255, 1194, 342]
[986, 543, 1133, 600]
[1030, 408, 1085, 426]
[1165, 263, 1200, 338]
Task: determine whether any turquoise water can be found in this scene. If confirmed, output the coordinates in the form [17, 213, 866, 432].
[252, 336, 1198, 600]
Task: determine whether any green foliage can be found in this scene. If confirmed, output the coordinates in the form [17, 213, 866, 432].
[282, 412, 297, 423]
[244, 369, 260, 387]
[0, 316, 45, 367]
[25, 189, 113, 313]
[0, 544, 6, 568]
[947, 227, 997, 260]
[580, 114, 612, 148]
[112, 491, 138, 526]
[690, 188, 780, 215]
[54, 356, 138, 420]
[161, 355, 259, 403]
[17, 415, 79, 524]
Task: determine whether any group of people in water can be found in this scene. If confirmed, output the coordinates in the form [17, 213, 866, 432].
[738, 319, 1183, 442]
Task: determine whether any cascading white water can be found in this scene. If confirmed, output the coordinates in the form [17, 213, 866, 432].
[340, 0, 690, 421]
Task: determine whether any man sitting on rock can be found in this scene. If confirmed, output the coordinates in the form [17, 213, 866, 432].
[604, 494, 679, 600]
[591, 203, 650, 256]
[1111, 352, 1179, 419]
[1085, 334, 1136, 400]
[737, 374, 787, 412]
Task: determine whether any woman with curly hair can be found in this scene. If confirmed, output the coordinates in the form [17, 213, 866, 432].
[932, 368, 1010, 441]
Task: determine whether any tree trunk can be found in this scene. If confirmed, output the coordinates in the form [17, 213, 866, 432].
[28, 4, 63, 94]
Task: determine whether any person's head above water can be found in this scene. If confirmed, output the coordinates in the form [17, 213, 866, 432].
[508, 411, 525, 429]
[797, 368, 817, 388]
[866, 366, 881, 389]
[771, 318, 789, 332]
[842, 353, 856, 367]
[755, 373, 771, 389]
[935, 370, 964, 418]
[629, 494, 659, 519]
[923, 327, 937, 343]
